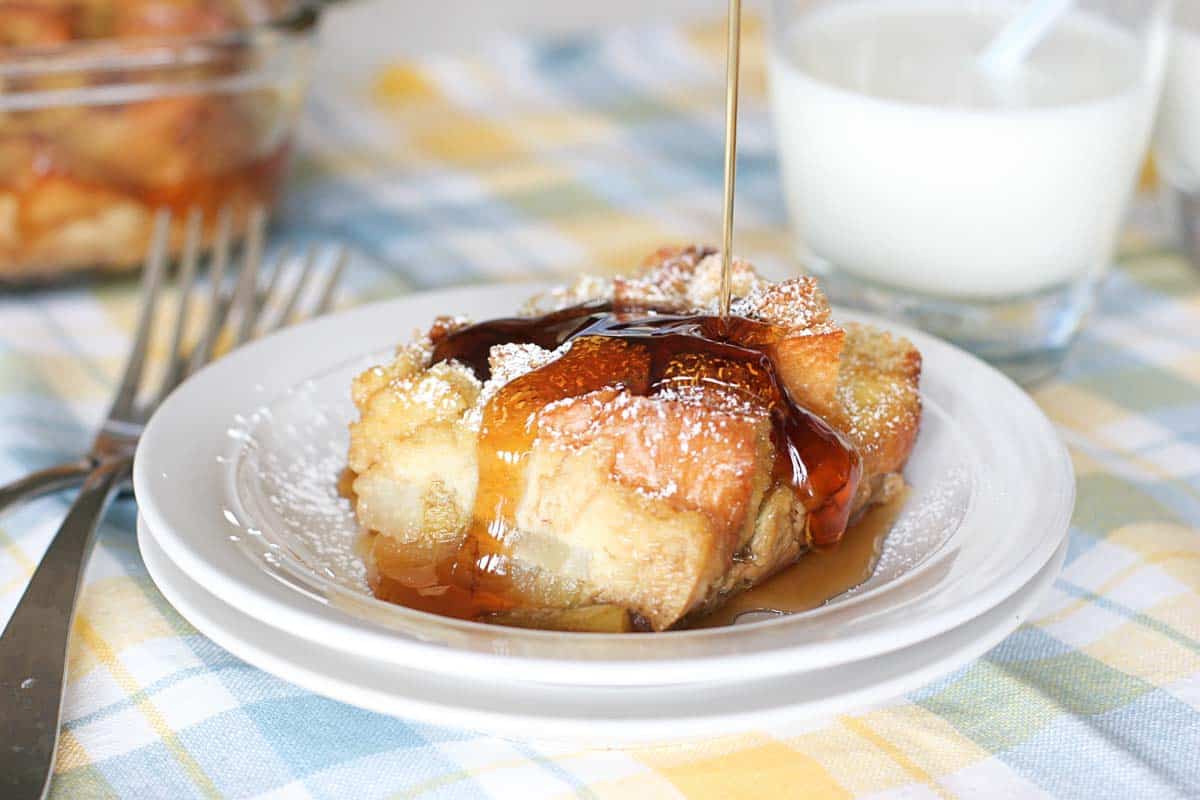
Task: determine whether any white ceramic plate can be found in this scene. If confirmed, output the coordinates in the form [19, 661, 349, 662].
[133, 283, 1074, 687]
[139, 516, 1067, 744]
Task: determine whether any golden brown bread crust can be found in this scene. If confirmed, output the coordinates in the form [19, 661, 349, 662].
[831, 323, 923, 480]
[535, 388, 773, 542]
[347, 248, 923, 629]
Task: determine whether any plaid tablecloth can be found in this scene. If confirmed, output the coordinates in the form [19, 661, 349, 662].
[2, 17, 1199, 800]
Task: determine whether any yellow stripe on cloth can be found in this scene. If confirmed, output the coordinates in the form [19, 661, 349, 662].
[685, 15, 768, 97]
[1034, 384, 1133, 435]
[554, 214, 681, 274]
[575, 773, 687, 799]
[1175, 350, 1200, 384]
[71, 615, 221, 797]
[0, 525, 36, 595]
[838, 715, 956, 799]
[1085, 619, 1200, 686]
[410, 110, 526, 165]
[372, 64, 439, 104]
[54, 729, 91, 773]
[635, 736, 850, 799]
[24, 354, 113, 406]
[1034, 524, 1200, 633]
[368, 53, 687, 275]
[389, 749, 600, 799]
[66, 577, 189, 686]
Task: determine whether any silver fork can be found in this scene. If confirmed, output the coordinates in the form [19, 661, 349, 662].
[0, 207, 347, 800]
[0, 212, 347, 515]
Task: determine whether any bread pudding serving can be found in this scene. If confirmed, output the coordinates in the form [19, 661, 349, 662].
[0, 0, 309, 281]
[344, 247, 922, 632]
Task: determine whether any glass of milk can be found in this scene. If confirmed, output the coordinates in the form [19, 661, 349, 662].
[769, 0, 1171, 384]
[1156, 2, 1200, 266]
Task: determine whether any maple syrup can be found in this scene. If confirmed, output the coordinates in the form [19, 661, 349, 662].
[429, 300, 612, 379]
[718, 0, 743, 318]
[361, 489, 897, 630]
[418, 303, 862, 622]
[690, 488, 907, 628]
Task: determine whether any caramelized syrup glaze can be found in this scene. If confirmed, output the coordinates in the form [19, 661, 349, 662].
[429, 300, 612, 379]
[376, 302, 863, 625]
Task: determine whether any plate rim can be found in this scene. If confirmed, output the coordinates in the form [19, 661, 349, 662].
[138, 515, 1068, 744]
[133, 282, 1075, 686]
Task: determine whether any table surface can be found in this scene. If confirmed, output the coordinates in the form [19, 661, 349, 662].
[2, 18, 1199, 800]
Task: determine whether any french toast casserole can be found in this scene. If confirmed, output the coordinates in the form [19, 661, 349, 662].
[344, 247, 922, 632]
[0, 0, 307, 281]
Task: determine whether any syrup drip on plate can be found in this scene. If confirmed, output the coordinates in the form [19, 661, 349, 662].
[690, 488, 907, 628]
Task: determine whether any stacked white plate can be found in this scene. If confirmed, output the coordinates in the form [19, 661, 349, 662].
[134, 284, 1074, 745]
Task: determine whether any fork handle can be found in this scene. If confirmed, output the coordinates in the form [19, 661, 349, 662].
[0, 458, 128, 800]
[0, 460, 94, 517]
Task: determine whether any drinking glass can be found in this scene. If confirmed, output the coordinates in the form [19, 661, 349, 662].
[768, 0, 1172, 384]
[1156, 1, 1200, 267]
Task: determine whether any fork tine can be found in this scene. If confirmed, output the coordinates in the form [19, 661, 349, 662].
[266, 244, 319, 335]
[313, 246, 349, 316]
[188, 205, 234, 375]
[253, 243, 291, 328]
[152, 207, 203, 406]
[232, 207, 267, 346]
[107, 209, 171, 419]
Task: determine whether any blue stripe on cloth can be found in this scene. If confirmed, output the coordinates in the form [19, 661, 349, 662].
[94, 741, 209, 800]
[1060, 335, 1146, 380]
[178, 708, 298, 797]
[199, 659, 309, 709]
[983, 626, 1078, 665]
[242, 695, 437, 775]
[1137, 481, 1200, 533]
[1144, 406, 1200, 444]
[996, 689, 1200, 800]
[64, 664, 239, 731]
[28, 294, 118, 390]
[511, 742, 601, 799]
[1053, 581, 1200, 653]
[1064, 527, 1106, 564]
[225, 695, 491, 799]
[904, 623, 1084, 705]
[295, 100, 558, 287]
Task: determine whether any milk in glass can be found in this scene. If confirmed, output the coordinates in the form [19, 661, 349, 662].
[1157, 6, 1200, 191]
[769, 0, 1162, 300]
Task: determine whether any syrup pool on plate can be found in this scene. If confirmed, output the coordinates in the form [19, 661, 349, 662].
[692, 488, 907, 628]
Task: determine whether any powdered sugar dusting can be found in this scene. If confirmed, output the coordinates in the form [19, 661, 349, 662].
[390, 362, 480, 417]
[521, 275, 613, 316]
[731, 277, 835, 333]
[687, 253, 762, 309]
[228, 356, 378, 595]
[843, 462, 971, 597]
[535, 387, 766, 510]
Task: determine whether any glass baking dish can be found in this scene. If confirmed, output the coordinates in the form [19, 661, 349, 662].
[0, 1, 319, 282]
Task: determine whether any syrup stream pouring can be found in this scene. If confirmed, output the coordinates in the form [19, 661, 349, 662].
[719, 0, 742, 319]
